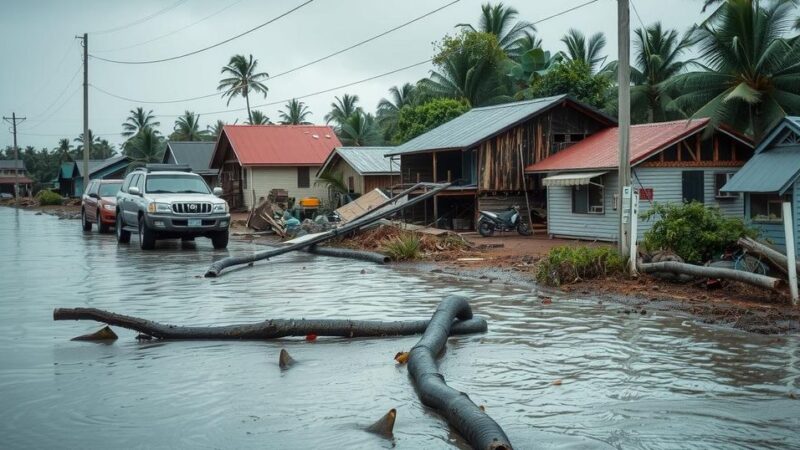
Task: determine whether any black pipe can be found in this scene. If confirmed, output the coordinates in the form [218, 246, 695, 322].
[408, 295, 512, 450]
[307, 245, 390, 264]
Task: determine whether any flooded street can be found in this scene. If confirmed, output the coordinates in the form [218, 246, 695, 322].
[1, 207, 799, 449]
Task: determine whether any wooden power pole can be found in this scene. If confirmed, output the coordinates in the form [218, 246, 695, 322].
[3, 112, 26, 205]
[77, 33, 90, 195]
[617, 0, 634, 271]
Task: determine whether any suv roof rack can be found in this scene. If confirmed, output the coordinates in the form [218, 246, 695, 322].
[140, 164, 193, 173]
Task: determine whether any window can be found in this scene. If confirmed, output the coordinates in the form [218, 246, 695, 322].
[121, 174, 134, 193]
[145, 175, 210, 194]
[86, 181, 97, 195]
[750, 194, 784, 222]
[136, 174, 146, 193]
[714, 173, 736, 199]
[572, 178, 604, 214]
[297, 167, 310, 188]
[682, 171, 704, 203]
[98, 182, 123, 197]
[347, 176, 355, 193]
[242, 167, 248, 190]
[126, 174, 140, 193]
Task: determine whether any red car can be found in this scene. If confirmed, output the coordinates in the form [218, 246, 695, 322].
[81, 179, 123, 233]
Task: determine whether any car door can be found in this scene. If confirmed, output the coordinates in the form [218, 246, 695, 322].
[133, 174, 148, 222]
[120, 174, 139, 226]
[83, 181, 97, 221]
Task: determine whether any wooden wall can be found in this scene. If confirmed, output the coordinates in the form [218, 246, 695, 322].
[401, 153, 434, 184]
[364, 175, 395, 193]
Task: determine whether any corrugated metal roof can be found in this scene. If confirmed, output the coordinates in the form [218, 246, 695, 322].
[334, 147, 398, 175]
[721, 146, 800, 194]
[218, 125, 341, 166]
[74, 155, 130, 177]
[165, 141, 216, 173]
[0, 160, 26, 170]
[387, 95, 612, 156]
[525, 118, 711, 172]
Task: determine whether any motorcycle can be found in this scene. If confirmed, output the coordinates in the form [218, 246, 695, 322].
[477, 205, 532, 237]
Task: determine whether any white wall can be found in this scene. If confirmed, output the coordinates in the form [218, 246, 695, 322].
[244, 166, 326, 209]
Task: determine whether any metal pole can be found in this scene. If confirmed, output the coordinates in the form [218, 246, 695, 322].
[783, 201, 798, 305]
[2, 112, 26, 204]
[617, 0, 632, 263]
[82, 33, 90, 196]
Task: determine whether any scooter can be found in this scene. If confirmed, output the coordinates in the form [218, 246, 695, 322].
[477, 205, 532, 237]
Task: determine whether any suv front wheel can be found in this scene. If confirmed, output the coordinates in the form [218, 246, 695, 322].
[116, 214, 130, 243]
[138, 216, 156, 250]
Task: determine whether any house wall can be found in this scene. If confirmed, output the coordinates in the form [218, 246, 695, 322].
[328, 158, 364, 194]
[547, 167, 746, 241]
[245, 166, 326, 209]
[744, 182, 800, 254]
[364, 175, 394, 193]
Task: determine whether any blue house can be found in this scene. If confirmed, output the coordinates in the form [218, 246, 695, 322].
[722, 117, 800, 253]
[58, 155, 132, 197]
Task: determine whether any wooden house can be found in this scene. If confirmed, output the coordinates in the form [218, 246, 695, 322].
[525, 118, 754, 241]
[722, 116, 800, 253]
[162, 141, 219, 187]
[316, 147, 399, 195]
[385, 95, 615, 230]
[0, 160, 33, 197]
[209, 125, 341, 210]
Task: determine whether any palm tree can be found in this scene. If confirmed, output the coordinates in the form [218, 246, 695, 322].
[278, 99, 312, 125]
[246, 110, 270, 125]
[122, 107, 160, 139]
[218, 54, 269, 124]
[457, 2, 535, 55]
[668, 0, 800, 138]
[338, 111, 382, 146]
[125, 127, 165, 164]
[56, 138, 73, 162]
[419, 50, 510, 107]
[74, 130, 101, 158]
[324, 94, 361, 128]
[510, 30, 542, 58]
[561, 29, 608, 74]
[207, 120, 226, 140]
[628, 23, 693, 123]
[92, 139, 116, 159]
[376, 83, 417, 140]
[171, 111, 208, 141]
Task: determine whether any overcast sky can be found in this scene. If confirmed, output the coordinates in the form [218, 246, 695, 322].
[1, 0, 712, 150]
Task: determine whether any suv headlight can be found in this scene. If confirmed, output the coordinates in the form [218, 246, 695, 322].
[147, 202, 172, 213]
[212, 202, 229, 213]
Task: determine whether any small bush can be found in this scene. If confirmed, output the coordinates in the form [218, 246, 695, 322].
[535, 246, 624, 286]
[382, 232, 421, 261]
[35, 190, 63, 206]
[641, 201, 758, 264]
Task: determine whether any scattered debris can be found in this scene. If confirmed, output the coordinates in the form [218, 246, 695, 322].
[278, 349, 295, 369]
[365, 408, 396, 437]
[394, 351, 409, 364]
[71, 325, 118, 342]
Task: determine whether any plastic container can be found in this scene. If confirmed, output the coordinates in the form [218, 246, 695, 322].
[298, 197, 321, 208]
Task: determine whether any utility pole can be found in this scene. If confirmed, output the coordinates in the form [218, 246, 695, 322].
[617, 0, 634, 273]
[3, 112, 26, 205]
[76, 33, 90, 195]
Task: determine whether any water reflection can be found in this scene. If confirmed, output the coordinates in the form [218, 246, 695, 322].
[0, 208, 798, 449]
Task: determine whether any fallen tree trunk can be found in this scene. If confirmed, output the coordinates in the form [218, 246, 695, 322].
[638, 260, 782, 291]
[407, 295, 512, 450]
[306, 245, 389, 264]
[738, 237, 798, 278]
[53, 306, 487, 339]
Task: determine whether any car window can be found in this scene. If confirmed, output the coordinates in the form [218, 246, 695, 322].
[128, 174, 140, 192]
[85, 181, 94, 195]
[121, 174, 134, 193]
[136, 174, 146, 192]
[98, 183, 122, 197]
[145, 175, 210, 194]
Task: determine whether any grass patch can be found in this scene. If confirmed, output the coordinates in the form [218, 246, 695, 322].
[535, 246, 624, 287]
[382, 232, 422, 261]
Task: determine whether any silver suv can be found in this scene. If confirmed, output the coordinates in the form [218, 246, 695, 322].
[116, 164, 230, 250]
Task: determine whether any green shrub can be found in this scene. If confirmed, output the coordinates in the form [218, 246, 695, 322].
[535, 246, 624, 286]
[35, 190, 63, 206]
[382, 232, 421, 261]
[641, 201, 758, 264]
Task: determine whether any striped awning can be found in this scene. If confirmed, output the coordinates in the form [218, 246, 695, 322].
[542, 171, 608, 187]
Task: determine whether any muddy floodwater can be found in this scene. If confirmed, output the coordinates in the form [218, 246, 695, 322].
[1, 208, 799, 449]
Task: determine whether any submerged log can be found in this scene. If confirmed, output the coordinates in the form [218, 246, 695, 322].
[72, 325, 118, 341]
[53, 306, 487, 340]
[638, 260, 782, 291]
[407, 296, 512, 450]
[366, 408, 396, 437]
[278, 349, 295, 369]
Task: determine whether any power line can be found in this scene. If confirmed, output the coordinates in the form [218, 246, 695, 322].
[89, 0, 188, 35]
[89, 0, 315, 64]
[93, 0, 245, 53]
[532, 0, 600, 25]
[24, 66, 82, 126]
[90, 84, 220, 104]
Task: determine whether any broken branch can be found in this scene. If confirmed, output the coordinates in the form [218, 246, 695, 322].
[638, 260, 782, 291]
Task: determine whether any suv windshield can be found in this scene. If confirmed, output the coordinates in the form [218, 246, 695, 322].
[145, 175, 210, 194]
[98, 183, 122, 197]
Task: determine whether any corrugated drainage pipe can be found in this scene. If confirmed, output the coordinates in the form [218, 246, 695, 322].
[307, 245, 390, 264]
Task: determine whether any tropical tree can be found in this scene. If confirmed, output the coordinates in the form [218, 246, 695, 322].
[314, 171, 350, 207]
[324, 94, 361, 128]
[509, 30, 542, 58]
[92, 139, 116, 159]
[629, 23, 692, 123]
[668, 0, 800, 138]
[561, 29, 608, 74]
[74, 130, 100, 158]
[376, 83, 418, 141]
[526, 59, 613, 109]
[56, 138, 73, 162]
[278, 99, 312, 125]
[218, 54, 269, 124]
[457, 2, 536, 55]
[505, 48, 563, 94]
[124, 127, 166, 164]
[246, 110, 270, 125]
[207, 120, 226, 140]
[338, 111, 382, 146]
[171, 111, 208, 141]
[121, 107, 160, 139]
[395, 98, 470, 143]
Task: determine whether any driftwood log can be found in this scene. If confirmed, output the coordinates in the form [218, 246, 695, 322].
[638, 260, 782, 291]
[52, 306, 487, 340]
[408, 295, 512, 450]
[738, 237, 799, 278]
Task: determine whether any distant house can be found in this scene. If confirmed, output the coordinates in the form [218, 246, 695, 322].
[316, 147, 399, 196]
[0, 160, 33, 197]
[162, 141, 219, 186]
[525, 118, 754, 241]
[58, 155, 132, 197]
[722, 116, 800, 253]
[209, 125, 341, 209]
[385, 95, 616, 230]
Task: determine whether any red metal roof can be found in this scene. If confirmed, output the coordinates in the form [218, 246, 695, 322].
[525, 118, 711, 173]
[0, 176, 33, 184]
[219, 125, 341, 166]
